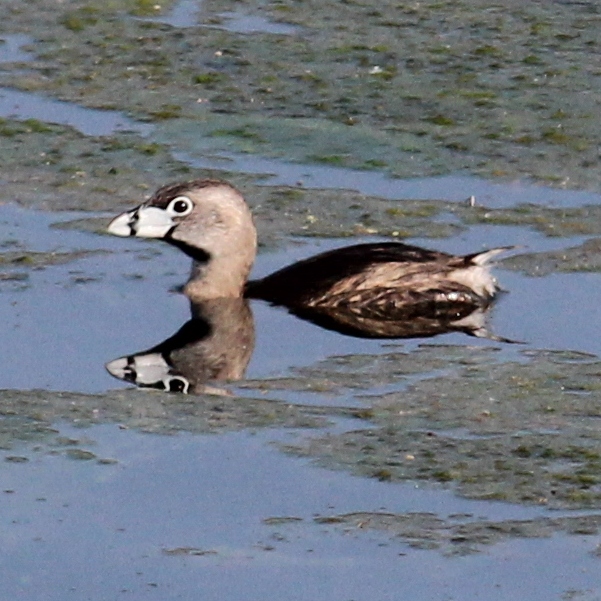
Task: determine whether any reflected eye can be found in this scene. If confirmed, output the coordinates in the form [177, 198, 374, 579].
[165, 377, 190, 394]
[167, 196, 193, 216]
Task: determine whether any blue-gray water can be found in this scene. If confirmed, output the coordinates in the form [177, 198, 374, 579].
[2, 7, 601, 601]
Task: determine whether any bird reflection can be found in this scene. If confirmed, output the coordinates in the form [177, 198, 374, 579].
[285, 300, 508, 341]
[106, 298, 254, 395]
[106, 296, 508, 395]
[106, 179, 513, 394]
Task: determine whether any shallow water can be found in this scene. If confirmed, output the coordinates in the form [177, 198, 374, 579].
[1, 206, 599, 394]
[0, 87, 152, 137]
[4, 424, 601, 601]
[2, 3, 601, 600]
[2, 144, 601, 601]
[142, 0, 203, 28]
[0, 34, 33, 64]
[172, 148, 601, 210]
[216, 11, 300, 35]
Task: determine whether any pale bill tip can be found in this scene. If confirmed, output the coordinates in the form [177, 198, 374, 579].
[107, 212, 133, 237]
[109, 206, 174, 239]
[105, 356, 128, 377]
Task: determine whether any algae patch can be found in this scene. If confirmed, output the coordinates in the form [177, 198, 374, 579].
[502, 238, 601, 276]
[0, 387, 330, 446]
[0, 119, 192, 211]
[266, 345, 601, 509]
[305, 511, 601, 556]
[2, 0, 601, 187]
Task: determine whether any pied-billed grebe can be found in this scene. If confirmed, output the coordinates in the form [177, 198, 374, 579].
[108, 179, 510, 333]
[106, 298, 254, 394]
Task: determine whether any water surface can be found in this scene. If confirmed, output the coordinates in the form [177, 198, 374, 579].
[2, 3, 601, 600]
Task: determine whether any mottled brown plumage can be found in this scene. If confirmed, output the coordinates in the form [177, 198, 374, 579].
[108, 178, 510, 339]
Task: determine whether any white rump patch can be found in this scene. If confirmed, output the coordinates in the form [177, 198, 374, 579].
[448, 266, 497, 298]
[470, 246, 513, 266]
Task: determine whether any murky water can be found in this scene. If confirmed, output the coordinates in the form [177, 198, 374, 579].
[2, 4, 601, 601]
[2, 193, 601, 599]
[5, 424, 601, 601]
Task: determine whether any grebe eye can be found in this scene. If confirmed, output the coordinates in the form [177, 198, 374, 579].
[166, 377, 189, 394]
[168, 196, 193, 216]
